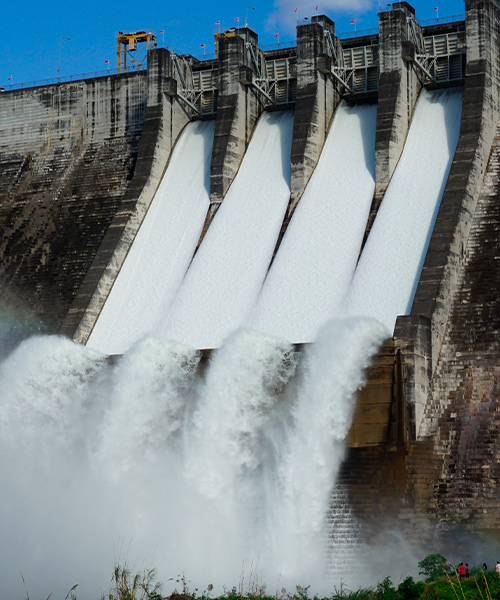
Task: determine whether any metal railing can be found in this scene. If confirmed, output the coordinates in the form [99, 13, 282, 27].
[2, 12, 466, 93]
[261, 40, 296, 52]
[1, 65, 146, 92]
[377, 5, 464, 26]
[192, 52, 217, 62]
[338, 27, 379, 39]
[421, 13, 465, 27]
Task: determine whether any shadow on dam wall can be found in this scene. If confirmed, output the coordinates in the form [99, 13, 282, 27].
[1, 0, 500, 556]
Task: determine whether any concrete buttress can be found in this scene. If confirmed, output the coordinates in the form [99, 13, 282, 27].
[209, 29, 264, 208]
[373, 2, 423, 202]
[64, 48, 193, 342]
[289, 15, 342, 215]
[411, 0, 500, 367]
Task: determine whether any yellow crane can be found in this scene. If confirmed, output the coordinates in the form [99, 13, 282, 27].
[116, 30, 157, 73]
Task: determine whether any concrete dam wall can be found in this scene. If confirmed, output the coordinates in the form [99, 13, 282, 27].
[1, 0, 500, 565]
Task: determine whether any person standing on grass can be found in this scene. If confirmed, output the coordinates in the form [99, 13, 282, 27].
[459, 563, 466, 580]
[496, 561, 500, 575]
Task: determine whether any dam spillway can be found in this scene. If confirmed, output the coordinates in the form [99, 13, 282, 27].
[249, 102, 377, 343]
[343, 87, 464, 332]
[158, 110, 294, 350]
[2, 0, 500, 595]
[87, 88, 462, 352]
[87, 120, 215, 356]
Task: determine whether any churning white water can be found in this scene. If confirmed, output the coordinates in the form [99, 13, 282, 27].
[0, 318, 387, 599]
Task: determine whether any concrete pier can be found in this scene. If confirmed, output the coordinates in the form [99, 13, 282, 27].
[289, 15, 342, 214]
[374, 2, 423, 198]
[64, 49, 193, 341]
[210, 28, 265, 207]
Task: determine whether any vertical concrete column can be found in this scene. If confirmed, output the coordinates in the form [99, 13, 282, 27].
[411, 0, 500, 367]
[374, 2, 423, 200]
[66, 48, 192, 342]
[394, 315, 432, 441]
[131, 48, 192, 194]
[209, 29, 263, 207]
[289, 16, 342, 215]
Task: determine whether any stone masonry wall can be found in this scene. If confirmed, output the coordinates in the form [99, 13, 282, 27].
[408, 122, 500, 540]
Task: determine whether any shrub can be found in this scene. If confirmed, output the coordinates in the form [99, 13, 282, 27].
[375, 577, 397, 600]
[396, 576, 424, 600]
[417, 554, 449, 582]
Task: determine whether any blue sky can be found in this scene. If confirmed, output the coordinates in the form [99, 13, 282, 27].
[3, 0, 465, 86]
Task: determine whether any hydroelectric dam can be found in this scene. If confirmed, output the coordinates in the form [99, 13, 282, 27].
[1, 0, 500, 596]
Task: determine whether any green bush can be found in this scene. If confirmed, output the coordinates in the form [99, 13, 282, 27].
[417, 554, 449, 582]
[396, 577, 424, 600]
[375, 577, 397, 600]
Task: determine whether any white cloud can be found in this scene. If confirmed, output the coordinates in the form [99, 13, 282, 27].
[266, 0, 375, 36]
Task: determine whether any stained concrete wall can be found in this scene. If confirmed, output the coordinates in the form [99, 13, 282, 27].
[289, 15, 342, 214]
[0, 48, 194, 337]
[394, 315, 432, 441]
[66, 49, 192, 342]
[374, 3, 423, 197]
[209, 29, 265, 207]
[0, 71, 147, 332]
[346, 339, 396, 448]
[412, 0, 500, 366]
[371, 0, 500, 549]
[406, 118, 500, 543]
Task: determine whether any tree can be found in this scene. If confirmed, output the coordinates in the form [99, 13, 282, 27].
[418, 554, 449, 581]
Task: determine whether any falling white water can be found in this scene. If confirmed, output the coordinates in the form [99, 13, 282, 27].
[160, 110, 294, 349]
[0, 317, 386, 599]
[88, 120, 215, 356]
[343, 88, 463, 331]
[249, 102, 377, 343]
[92, 337, 201, 481]
[265, 318, 388, 583]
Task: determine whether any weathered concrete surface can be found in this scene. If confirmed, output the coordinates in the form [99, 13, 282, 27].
[289, 15, 342, 214]
[347, 339, 396, 448]
[411, 0, 500, 366]
[209, 29, 265, 207]
[375, 3, 423, 192]
[0, 48, 194, 337]
[0, 70, 147, 332]
[409, 121, 500, 538]
[361, 2, 424, 249]
[65, 49, 192, 342]
[394, 315, 432, 440]
[384, 0, 500, 547]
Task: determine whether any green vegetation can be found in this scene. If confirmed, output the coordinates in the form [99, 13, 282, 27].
[20, 556, 500, 600]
